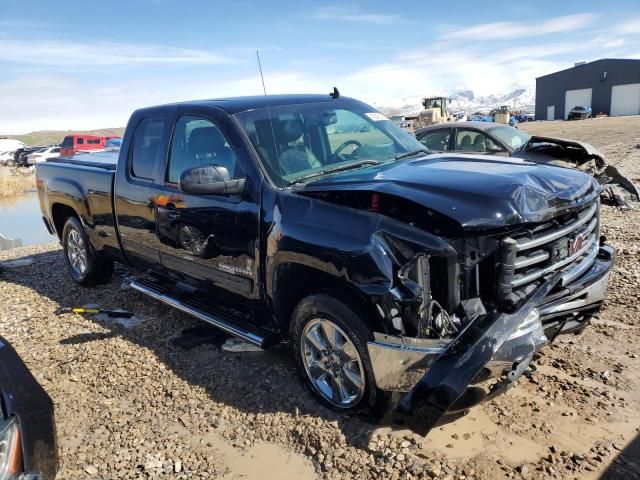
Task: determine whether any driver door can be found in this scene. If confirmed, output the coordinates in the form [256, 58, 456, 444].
[154, 109, 261, 299]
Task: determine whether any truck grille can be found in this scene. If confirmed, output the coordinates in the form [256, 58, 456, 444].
[497, 201, 600, 304]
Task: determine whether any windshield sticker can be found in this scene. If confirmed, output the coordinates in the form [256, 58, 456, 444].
[365, 112, 388, 121]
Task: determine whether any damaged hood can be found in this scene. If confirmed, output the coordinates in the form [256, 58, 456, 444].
[299, 154, 601, 230]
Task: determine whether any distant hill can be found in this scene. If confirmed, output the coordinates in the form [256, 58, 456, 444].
[1, 127, 125, 147]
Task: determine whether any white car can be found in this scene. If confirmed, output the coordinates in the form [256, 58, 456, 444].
[27, 146, 61, 165]
[0, 151, 15, 166]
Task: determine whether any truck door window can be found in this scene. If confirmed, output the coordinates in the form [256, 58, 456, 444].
[167, 115, 240, 184]
[416, 129, 451, 151]
[77, 138, 84, 145]
[130, 117, 166, 180]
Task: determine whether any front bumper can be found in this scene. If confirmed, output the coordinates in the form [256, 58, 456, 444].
[366, 243, 614, 435]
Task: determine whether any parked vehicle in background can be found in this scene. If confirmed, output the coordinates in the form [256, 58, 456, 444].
[413, 96, 450, 129]
[0, 139, 25, 153]
[16, 146, 46, 167]
[37, 93, 616, 435]
[415, 121, 639, 207]
[0, 151, 15, 166]
[0, 139, 26, 166]
[568, 106, 592, 120]
[0, 336, 58, 479]
[27, 146, 61, 165]
[105, 138, 122, 151]
[60, 134, 120, 156]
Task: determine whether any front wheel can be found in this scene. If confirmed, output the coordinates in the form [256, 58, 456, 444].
[62, 217, 113, 286]
[291, 294, 388, 417]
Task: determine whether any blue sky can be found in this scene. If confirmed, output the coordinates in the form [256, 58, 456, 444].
[1, 0, 639, 133]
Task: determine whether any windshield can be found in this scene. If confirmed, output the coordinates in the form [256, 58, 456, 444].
[488, 125, 531, 150]
[234, 100, 425, 186]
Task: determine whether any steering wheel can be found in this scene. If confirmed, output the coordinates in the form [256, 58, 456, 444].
[333, 139, 363, 161]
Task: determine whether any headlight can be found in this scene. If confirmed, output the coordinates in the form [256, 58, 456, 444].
[0, 417, 22, 480]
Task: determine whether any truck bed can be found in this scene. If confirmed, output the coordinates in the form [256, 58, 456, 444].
[46, 150, 118, 170]
[36, 154, 121, 257]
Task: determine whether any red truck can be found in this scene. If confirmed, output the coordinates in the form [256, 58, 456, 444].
[60, 134, 120, 156]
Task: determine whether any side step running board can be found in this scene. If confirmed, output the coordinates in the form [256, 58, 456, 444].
[130, 279, 269, 348]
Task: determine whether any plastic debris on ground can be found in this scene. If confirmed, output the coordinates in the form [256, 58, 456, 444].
[221, 337, 263, 353]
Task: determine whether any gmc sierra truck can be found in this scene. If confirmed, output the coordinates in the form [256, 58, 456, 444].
[36, 93, 614, 435]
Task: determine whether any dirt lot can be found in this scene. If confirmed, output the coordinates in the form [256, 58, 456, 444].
[1, 116, 639, 479]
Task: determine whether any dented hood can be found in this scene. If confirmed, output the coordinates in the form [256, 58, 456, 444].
[300, 154, 601, 230]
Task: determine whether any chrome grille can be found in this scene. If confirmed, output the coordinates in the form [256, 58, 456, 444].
[498, 201, 600, 304]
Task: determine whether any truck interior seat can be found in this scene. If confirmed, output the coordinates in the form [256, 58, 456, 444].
[275, 119, 321, 175]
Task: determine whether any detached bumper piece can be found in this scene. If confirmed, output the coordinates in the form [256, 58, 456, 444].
[393, 275, 560, 436]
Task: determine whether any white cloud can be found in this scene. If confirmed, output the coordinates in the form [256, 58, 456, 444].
[440, 13, 596, 41]
[615, 18, 640, 35]
[0, 39, 235, 67]
[0, 69, 331, 133]
[307, 7, 403, 25]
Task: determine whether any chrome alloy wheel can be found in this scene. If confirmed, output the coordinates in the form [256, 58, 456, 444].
[301, 318, 366, 408]
[67, 229, 88, 276]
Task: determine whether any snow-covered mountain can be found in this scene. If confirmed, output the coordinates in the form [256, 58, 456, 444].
[375, 88, 535, 116]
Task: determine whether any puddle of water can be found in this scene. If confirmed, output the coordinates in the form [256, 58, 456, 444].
[214, 438, 317, 480]
[0, 193, 54, 247]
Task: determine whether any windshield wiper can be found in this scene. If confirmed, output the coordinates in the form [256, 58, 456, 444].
[394, 148, 431, 160]
[289, 159, 381, 185]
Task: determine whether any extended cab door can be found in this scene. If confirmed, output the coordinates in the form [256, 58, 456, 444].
[153, 106, 262, 300]
[114, 110, 172, 270]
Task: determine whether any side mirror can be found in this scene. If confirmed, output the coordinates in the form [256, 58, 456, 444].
[179, 165, 246, 195]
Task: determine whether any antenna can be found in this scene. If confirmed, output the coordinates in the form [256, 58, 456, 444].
[256, 50, 281, 175]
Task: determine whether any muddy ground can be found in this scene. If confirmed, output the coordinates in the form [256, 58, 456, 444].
[0, 116, 639, 479]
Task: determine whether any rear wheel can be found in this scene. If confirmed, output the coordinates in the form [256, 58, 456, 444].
[62, 217, 113, 286]
[291, 294, 388, 417]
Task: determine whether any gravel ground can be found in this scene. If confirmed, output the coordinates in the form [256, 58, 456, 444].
[1, 116, 639, 479]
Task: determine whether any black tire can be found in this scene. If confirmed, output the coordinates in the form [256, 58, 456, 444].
[291, 294, 389, 418]
[62, 217, 113, 287]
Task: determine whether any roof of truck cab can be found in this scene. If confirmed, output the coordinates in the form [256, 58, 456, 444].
[148, 94, 355, 115]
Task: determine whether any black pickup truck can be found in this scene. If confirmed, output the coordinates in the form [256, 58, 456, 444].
[36, 93, 614, 434]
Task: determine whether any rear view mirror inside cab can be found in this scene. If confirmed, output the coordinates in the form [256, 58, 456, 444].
[305, 110, 337, 127]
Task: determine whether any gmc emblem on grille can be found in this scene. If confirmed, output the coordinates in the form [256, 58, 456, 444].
[569, 232, 588, 256]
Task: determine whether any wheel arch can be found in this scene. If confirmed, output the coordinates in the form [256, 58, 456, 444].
[270, 262, 384, 336]
[51, 202, 81, 240]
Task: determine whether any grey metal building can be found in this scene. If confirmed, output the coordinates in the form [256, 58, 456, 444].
[535, 58, 640, 120]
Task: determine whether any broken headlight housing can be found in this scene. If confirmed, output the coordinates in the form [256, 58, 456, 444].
[0, 417, 22, 480]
